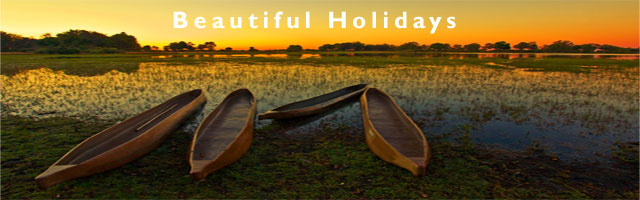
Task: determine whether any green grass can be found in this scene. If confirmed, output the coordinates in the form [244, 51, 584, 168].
[1, 53, 637, 76]
[1, 117, 637, 198]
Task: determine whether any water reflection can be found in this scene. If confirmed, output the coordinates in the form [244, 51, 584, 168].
[1, 63, 637, 161]
[150, 53, 640, 60]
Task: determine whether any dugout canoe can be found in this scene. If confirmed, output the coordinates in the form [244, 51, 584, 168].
[360, 88, 431, 175]
[189, 89, 257, 180]
[258, 84, 367, 120]
[35, 89, 207, 189]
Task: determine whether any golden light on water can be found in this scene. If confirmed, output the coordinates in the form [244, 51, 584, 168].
[1, 63, 637, 133]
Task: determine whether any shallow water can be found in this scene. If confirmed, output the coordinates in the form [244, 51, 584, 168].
[150, 53, 640, 60]
[1, 62, 637, 162]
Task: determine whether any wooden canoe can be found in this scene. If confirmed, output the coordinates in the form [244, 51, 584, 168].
[189, 89, 257, 180]
[258, 84, 367, 120]
[360, 88, 431, 175]
[35, 89, 207, 189]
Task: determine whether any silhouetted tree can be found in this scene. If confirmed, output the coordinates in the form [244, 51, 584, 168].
[286, 45, 303, 52]
[109, 32, 140, 51]
[543, 40, 574, 52]
[168, 41, 195, 51]
[37, 33, 59, 47]
[318, 44, 335, 51]
[429, 43, 451, 51]
[452, 44, 463, 52]
[483, 43, 495, 51]
[363, 44, 396, 51]
[513, 42, 529, 51]
[352, 42, 365, 51]
[196, 42, 216, 51]
[2, 29, 141, 53]
[142, 45, 152, 51]
[575, 43, 597, 53]
[56, 30, 110, 48]
[464, 43, 481, 52]
[493, 41, 511, 51]
[317, 42, 365, 51]
[527, 42, 538, 51]
[248, 47, 258, 51]
[598, 44, 633, 53]
[398, 42, 423, 51]
[225, 47, 232, 51]
[1, 31, 38, 51]
[338, 42, 365, 51]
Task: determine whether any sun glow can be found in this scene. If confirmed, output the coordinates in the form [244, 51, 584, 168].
[1, 0, 638, 49]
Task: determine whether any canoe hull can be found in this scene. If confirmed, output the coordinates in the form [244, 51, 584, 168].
[258, 84, 367, 120]
[258, 101, 344, 120]
[360, 88, 430, 176]
[189, 89, 257, 180]
[35, 90, 207, 189]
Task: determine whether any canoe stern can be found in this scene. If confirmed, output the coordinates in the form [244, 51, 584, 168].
[189, 160, 212, 181]
[34, 165, 77, 189]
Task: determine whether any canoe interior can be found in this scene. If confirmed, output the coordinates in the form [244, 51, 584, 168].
[57, 89, 203, 165]
[192, 89, 254, 160]
[272, 84, 367, 111]
[365, 88, 425, 158]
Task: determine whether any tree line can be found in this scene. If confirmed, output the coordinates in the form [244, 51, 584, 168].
[311, 41, 637, 53]
[1, 30, 637, 54]
[2, 30, 140, 54]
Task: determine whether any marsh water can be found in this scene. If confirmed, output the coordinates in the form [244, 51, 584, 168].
[1, 54, 638, 163]
[152, 52, 640, 60]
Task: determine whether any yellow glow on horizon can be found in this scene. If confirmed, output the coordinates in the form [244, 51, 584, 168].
[1, 0, 638, 50]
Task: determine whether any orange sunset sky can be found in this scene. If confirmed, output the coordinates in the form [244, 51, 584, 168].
[1, 0, 639, 50]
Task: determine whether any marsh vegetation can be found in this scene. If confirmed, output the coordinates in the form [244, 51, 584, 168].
[1, 53, 638, 198]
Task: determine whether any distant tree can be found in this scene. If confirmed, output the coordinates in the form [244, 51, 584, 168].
[141, 45, 152, 51]
[318, 44, 336, 51]
[527, 42, 538, 51]
[398, 42, 423, 51]
[429, 43, 451, 51]
[483, 43, 495, 51]
[351, 42, 365, 51]
[187, 42, 195, 50]
[168, 42, 180, 51]
[56, 30, 110, 48]
[225, 47, 232, 51]
[248, 47, 258, 51]
[598, 44, 632, 53]
[335, 42, 365, 51]
[452, 44, 463, 52]
[1, 31, 17, 50]
[286, 45, 303, 52]
[575, 43, 597, 53]
[37, 33, 59, 47]
[1, 31, 38, 51]
[463, 43, 481, 52]
[513, 42, 529, 51]
[168, 41, 195, 51]
[109, 32, 140, 51]
[543, 40, 574, 52]
[196, 42, 216, 51]
[493, 41, 511, 51]
[363, 44, 396, 51]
